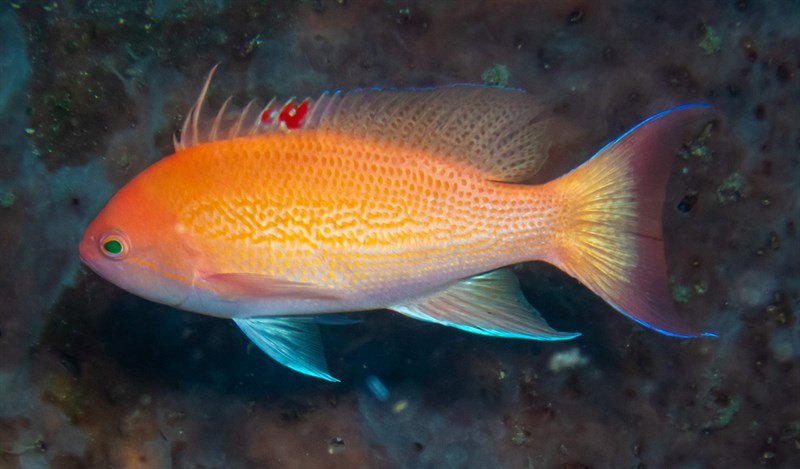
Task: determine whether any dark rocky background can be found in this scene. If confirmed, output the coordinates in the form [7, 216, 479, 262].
[1, 1, 798, 467]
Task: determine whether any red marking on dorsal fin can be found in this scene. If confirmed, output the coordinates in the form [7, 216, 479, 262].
[258, 98, 309, 130]
[279, 98, 310, 129]
[176, 67, 327, 150]
[260, 102, 280, 124]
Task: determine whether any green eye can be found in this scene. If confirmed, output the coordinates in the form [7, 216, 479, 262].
[103, 239, 122, 254]
[99, 232, 128, 259]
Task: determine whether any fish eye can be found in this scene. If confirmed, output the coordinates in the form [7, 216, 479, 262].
[99, 232, 129, 260]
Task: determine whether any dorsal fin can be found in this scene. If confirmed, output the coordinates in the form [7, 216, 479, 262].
[176, 69, 555, 182]
[309, 85, 555, 182]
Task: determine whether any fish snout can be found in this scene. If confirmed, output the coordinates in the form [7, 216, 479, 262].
[78, 233, 96, 265]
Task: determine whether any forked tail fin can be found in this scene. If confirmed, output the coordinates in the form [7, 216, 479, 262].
[544, 105, 716, 337]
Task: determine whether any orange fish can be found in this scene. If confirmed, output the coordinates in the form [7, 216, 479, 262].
[80, 69, 715, 381]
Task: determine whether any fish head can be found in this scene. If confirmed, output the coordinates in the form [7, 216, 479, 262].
[80, 171, 198, 308]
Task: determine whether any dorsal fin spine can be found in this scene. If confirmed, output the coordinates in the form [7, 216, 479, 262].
[229, 99, 255, 140]
[305, 92, 330, 128]
[192, 64, 217, 148]
[311, 92, 341, 128]
[178, 104, 192, 151]
[247, 99, 271, 137]
[257, 98, 278, 126]
[209, 96, 233, 142]
[277, 98, 296, 131]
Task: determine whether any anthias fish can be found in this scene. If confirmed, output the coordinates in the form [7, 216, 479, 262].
[80, 69, 714, 381]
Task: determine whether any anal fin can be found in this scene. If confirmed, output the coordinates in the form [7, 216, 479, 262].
[233, 316, 339, 382]
[390, 269, 579, 340]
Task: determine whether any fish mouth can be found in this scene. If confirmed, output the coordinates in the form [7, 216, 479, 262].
[78, 236, 94, 266]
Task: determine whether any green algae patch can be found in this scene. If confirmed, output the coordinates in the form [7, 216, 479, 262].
[699, 26, 722, 55]
[670, 276, 692, 303]
[481, 64, 509, 86]
[0, 191, 16, 208]
[511, 426, 529, 446]
[705, 396, 741, 430]
[693, 282, 708, 295]
[717, 172, 745, 204]
[679, 121, 714, 162]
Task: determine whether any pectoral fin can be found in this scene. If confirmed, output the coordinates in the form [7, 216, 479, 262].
[233, 316, 339, 382]
[202, 273, 342, 300]
[390, 269, 579, 340]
